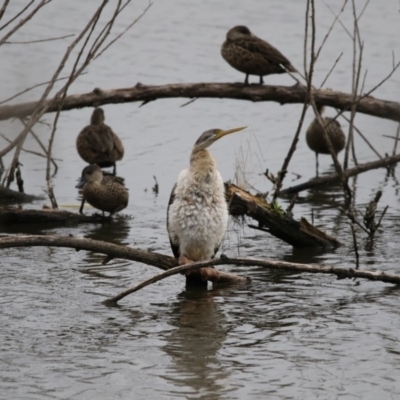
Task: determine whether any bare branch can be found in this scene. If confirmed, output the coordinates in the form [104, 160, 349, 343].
[4, 33, 74, 44]
[0, 0, 33, 31]
[1, 83, 398, 122]
[0, 0, 50, 46]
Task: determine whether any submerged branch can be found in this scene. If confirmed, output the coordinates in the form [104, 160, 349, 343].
[280, 153, 400, 195]
[0, 235, 398, 304]
[0, 83, 399, 122]
[107, 253, 400, 303]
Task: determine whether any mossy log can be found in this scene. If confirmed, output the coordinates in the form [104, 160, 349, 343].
[225, 183, 341, 248]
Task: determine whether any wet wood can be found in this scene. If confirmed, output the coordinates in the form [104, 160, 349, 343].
[280, 153, 400, 195]
[0, 186, 42, 203]
[1, 234, 398, 304]
[0, 235, 244, 284]
[107, 254, 400, 303]
[226, 183, 341, 248]
[0, 83, 399, 122]
[0, 207, 103, 224]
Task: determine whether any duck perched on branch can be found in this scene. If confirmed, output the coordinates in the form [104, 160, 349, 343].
[76, 164, 129, 217]
[306, 106, 346, 176]
[167, 126, 246, 285]
[76, 108, 124, 175]
[221, 25, 297, 85]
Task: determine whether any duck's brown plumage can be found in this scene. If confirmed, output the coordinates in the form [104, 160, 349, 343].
[306, 106, 346, 175]
[76, 108, 124, 175]
[76, 164, 129, 216]
[221, 25, 297, 84]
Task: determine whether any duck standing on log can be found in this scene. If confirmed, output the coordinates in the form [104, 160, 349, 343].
[221, 25, 297, 85]
[76, 108, 124, 175]
[167, 126, 246, 285]
[76, 164, 129, 217]
[306, 106, 346, 176]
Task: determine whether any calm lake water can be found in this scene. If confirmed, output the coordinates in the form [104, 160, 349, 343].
[1, 1, 400, 399]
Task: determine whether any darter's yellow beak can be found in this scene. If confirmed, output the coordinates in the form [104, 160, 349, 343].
[216, 126, 247, 139]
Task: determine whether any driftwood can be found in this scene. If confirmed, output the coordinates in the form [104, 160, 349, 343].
[280, 153, 400, 195]
[0, 207, 110, 224]
[106, 254, 400, 303]
[0, 186, 43, 204]
[0, 234, 398, 303]
[2, 185, 341, 250]
[0, 234, 244, 284]
[0, 83, 399, 122]
[226, 183, 341, 248]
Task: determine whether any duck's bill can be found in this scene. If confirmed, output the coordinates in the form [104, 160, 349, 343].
[75, 178, 86, 189]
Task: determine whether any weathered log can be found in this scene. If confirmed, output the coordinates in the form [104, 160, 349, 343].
[226, 183, 341, 248]
[1, 83, 399, 122]
[0, 234, 245, 284]
[280, 153, 400, 195]
[106, 253, 400, 303]
[0, 186, 43, 204]
[0, 207, 104, 224]
[0, 235, 397, 303]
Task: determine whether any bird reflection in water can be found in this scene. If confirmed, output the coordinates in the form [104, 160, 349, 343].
[162, 288, 230, 395]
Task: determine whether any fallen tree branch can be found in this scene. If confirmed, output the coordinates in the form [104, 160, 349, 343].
[0, 234, 245, 284]
[280, 152, 400, 195]
[0, 186, 43, 203]
[0, 207, 107, 224]
[106, 253, 400, 303]
[226, 183, 341, 248]
[0, 83, 399, 122]
[0, 234, 398, 304]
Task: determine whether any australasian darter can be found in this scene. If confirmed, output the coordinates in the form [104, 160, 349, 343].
[167, 126, 246, 285]
[221, 25, 297, 85]
[76, 108, 124, 175]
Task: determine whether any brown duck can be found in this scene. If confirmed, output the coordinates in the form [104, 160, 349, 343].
[76, 108, 124, 175]
[306, 106, 346, 176]
[221, 25, 297, 84]
[76, 164, 129, 216]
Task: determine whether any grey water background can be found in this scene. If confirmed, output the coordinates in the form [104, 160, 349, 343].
[1, 1, 400, 399]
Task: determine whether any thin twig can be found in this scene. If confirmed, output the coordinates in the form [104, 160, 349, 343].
[318, 52, 343, 89]
[0, 0, 33, 31]
[4, 33, 74, 44]
[0, 0, 50, 46]
[19, 119, 59, 173]
[0, 0, 10, 22]
[350, 223, 360, 269]
[0, 73, 87, 106]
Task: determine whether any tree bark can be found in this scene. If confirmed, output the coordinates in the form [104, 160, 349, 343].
[0, 207, 104, 224]
[1, 83, 399, 122]
[280, 153, 400, 195]
[0, 186, 43, 203]
[226, 183, 341, 248]
[0, 235, 397, 304]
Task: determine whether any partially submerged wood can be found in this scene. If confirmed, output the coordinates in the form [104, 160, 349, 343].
[0, 235, 398, 304]
[0, 234, 245, 284]
[0, 83, 399, 122]
[0, 186, 43, 204]
[280, 153, 400, 195]
[0, 207, 108, 224]
[226, 183, 341, 248]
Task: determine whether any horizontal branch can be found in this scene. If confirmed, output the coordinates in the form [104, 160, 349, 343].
[0, 82, 399, 122]
[107, 253, 400, 303]
[0, 234, 177, 270]
[280, 152, 400, 195]
[0, 234, 397, 304]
